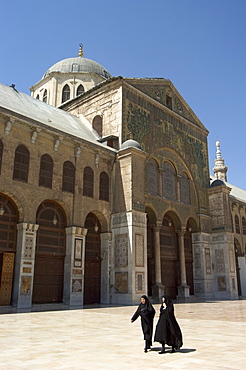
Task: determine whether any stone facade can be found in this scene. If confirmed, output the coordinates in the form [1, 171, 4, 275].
[0, 50, 245, 310]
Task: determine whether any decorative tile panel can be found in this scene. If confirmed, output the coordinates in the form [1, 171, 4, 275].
[135, 272, 144, 293]
[72, 279, 82, 292]
[217, 276, 227, 291]
[205, 248, 212, 274]
[215, 250, 225, 273]
[229, 248, 235, 273]
[115, 272, 128, 293]
[115, 234, 128, 267]
[135, 234, 144, 267]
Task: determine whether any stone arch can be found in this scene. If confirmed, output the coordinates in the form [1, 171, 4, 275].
[33, 200, 67, 304]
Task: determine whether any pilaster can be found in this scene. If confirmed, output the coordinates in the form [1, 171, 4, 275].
[64, 226, 87, 306]
[12, 222, 39, 309]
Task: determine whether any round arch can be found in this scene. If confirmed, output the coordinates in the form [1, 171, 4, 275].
[145, 206, 157, 296]
[84, 212, 102, 304]
[33, 200, 67, 304]
[0, 193, 19, 305]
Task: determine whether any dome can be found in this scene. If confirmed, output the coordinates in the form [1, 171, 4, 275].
[120, 139, 142, 151]
[210, 179, 225, 187]
[43, 57, 112, 79]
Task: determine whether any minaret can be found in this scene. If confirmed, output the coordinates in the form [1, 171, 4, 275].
[213, 140, 228, 182]
[78, 43, 84, 58]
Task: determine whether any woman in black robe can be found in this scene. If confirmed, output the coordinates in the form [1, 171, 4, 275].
[131, 295, 156, 352]
[154, 295, 183, 354]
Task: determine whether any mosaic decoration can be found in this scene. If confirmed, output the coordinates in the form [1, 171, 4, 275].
[135, 234, 144, 267]
[24, 237, 33, 259]
[135, 272, 144, 293]
[72, 269, 82, 275]
[115, 234, 128, 267]
[113, 214, 127, 226]
[229, 248, 235, 273]
[115, 272, 128, 293]
[195, 283, 204, 293]
[217, 276, 227, 291]
[215, 250, 225, 273]
[212, 235, 225, 242]
[72, 279, 82, 292]
[21, 276, 31, 295]
[23, 267, 32, 273]
[205, 248, 212, 275]
[0, 253, 15, 304]
[206, 282, 213, 293]
[194, 245, 202, 277]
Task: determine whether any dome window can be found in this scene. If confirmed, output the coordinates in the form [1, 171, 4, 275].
[43, 89, 48, 103]
[72, 63, 79, 72]
[92, 115, 102, 137]
[77, 84, 84, 96]
[62, 84, 70, 103]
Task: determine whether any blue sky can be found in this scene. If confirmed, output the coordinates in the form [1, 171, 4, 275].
[1, 0, 245, 189]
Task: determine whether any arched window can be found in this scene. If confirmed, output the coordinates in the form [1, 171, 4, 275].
[83, 166, 94, 197]
[13, 144, 29, 182]
[77, 84, 84, 96]
[62, 161, 75, 193]
[180, 172, 190, 204]
[92, 115, 102, 137]
[235, 215, 240, 234]
[242, 217, 246, 235]
[62, 84, 70, 103]
[39, 154, 53, 188]
[99, 171, 109, 201]
[147, 158, 159, 195]
[36, 94, 39, 100]
[0, 139, 3, 175]
[43, 89, 47, 103]
[162, 161, 177, 200]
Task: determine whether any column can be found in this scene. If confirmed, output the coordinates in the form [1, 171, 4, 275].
[151, 221, 164, 300]
[177, 227, 190, 298]
[100, 232, 112, 304]
[64, 226, 87, 306]
[12, 222, 39, 309]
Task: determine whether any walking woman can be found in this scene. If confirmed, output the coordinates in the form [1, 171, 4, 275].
[154, 295, 183, 354]
[131, 295, 156, 352]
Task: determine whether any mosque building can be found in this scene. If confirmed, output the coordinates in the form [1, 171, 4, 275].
[0, 45, 245, 309]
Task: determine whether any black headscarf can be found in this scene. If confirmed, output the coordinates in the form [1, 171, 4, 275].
[140, 295, 155, 312]
[131, 295, 156, 342]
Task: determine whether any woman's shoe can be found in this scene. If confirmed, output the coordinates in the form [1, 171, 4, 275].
[159, 349, 165, 354]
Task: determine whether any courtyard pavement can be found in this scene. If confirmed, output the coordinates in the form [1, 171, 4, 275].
[0, 299, 245, 369]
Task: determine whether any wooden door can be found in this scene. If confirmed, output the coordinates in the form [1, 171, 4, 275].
[0, 253, 15, 305]
[33, 201, 66, 304]
[33, 255, 64, 303]
[84, 214, 101, 304]
[160, 218, 178, 299]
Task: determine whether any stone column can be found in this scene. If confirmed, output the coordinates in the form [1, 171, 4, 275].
[64, 226, 87, 306]
[177, 227, 190, 298]
[152, 221, 164, 300]
[100, 232, 112, 304]
[12, 222, 39, 309]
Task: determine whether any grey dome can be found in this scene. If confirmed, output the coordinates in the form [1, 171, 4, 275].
[43, 57, 112, 79]
[120, 139, 142, 151]
[210, 179, 225, 187]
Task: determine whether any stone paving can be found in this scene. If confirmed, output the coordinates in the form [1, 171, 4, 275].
[0, 299, 245, 369]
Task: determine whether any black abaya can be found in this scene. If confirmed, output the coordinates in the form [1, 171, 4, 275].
[131, 295, 156, 345]
[154, 295, 183, 349]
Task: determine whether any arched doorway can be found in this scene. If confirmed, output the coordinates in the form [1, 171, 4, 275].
[0, 194, 18, 305]
[147, 215, 155, 297]
[184, 229, 194, 295]
[234, 239, 242, 296]
[33, 201, 66, 303]
[84, 213, 101, 304]
[160, 216, 179, 299]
